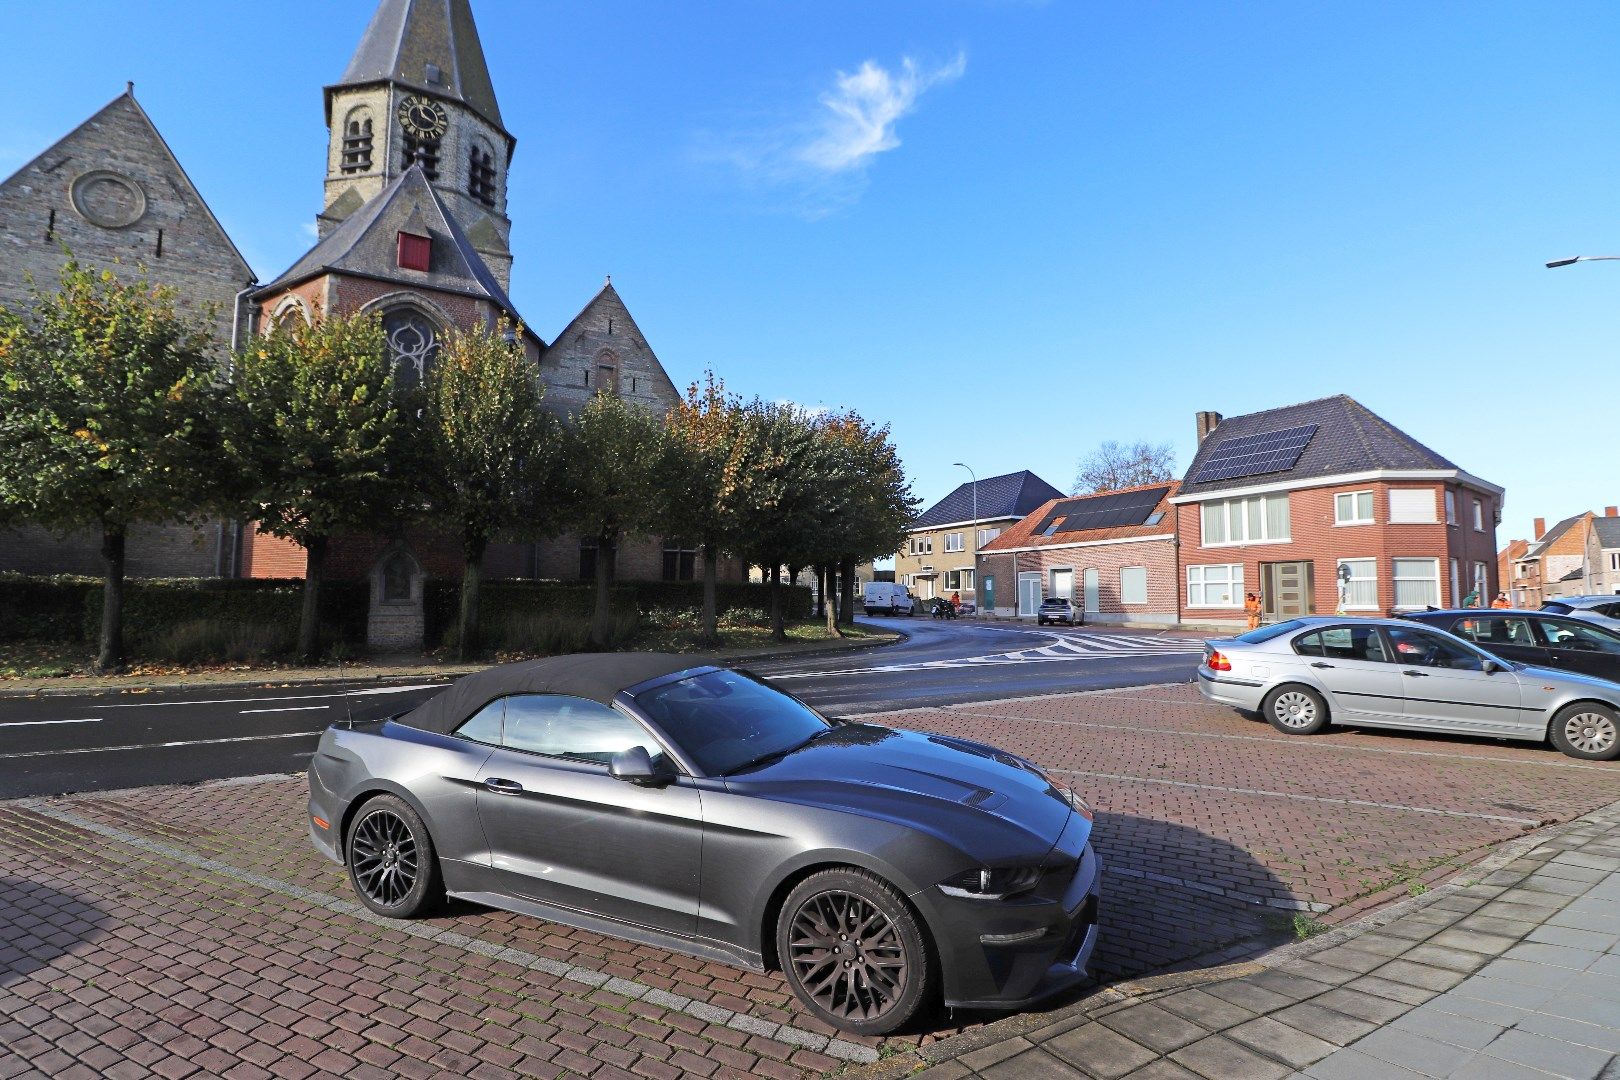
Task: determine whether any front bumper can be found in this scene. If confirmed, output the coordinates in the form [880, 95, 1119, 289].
[927, 816, 1103, 1010]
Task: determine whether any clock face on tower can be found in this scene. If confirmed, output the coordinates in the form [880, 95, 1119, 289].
[397, 95, 449, 140]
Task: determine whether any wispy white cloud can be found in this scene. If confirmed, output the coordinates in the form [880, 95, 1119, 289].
[695, 53, 966, 217]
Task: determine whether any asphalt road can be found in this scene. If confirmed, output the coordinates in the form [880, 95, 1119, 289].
[0, 619, 1204, 799]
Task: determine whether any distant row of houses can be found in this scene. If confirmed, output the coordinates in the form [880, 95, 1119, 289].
[1499, 510, 1620, 607]
[894, 395, 1506, 629]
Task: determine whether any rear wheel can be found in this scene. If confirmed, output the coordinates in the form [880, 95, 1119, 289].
[345, 794, 444, 917]
[777, 868, 933, 1036]
[1549, 703, 1620, 761]
[1263, 685, 1329, 736]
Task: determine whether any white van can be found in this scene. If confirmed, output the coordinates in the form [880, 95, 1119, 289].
[862, 582, 916, 616]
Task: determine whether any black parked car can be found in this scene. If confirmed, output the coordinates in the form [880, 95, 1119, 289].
[1401, 610, 1620, 683]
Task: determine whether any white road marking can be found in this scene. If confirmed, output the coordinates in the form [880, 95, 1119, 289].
[772, 630, 1204, 679]
[0, 717, 101, 727]
[74, 683, 445, 710]
[239, 705, 332, 715]
[3, 731, 325, 759]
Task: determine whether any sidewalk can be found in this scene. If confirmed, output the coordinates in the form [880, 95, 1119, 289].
[872, 799, 1620, 1080]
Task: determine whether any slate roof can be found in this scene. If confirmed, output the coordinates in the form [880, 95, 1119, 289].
[1178, 395, 1465, 497]
[1593, 516, 1620, 549]
[257, 166, 532, 335]
[912, 471, 1065, 529]
[331, 0, 505, 132]
[982, 483, 1178, 553]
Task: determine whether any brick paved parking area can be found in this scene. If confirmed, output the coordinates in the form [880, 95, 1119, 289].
[4, 682, 1620, 1079]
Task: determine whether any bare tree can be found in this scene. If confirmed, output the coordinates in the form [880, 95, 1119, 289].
[1072, 441, 1176, 494]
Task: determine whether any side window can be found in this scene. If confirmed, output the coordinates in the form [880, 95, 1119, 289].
[1386, 626, 1485, 671]
[501, 694, 658, 765]
[1455, 617, 1534, 646]
[1307, 625, 1389, 662]
[1542, 620, 1620, 655]
[455, 699, 504, 745]
[1293, 632, 1324, 657]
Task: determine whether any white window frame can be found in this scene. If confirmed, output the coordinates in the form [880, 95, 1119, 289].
[1472, 498, 1485, 532]
[1450, 558, 1461, 606]
[1473, 561, 1488, 603]
[1445, 490, 1457, 526]
[1388, 488, 1439, 525]
[1611, 552, 1619, 572]
[1200, 495, 1291, 547]
[1393, 557, 1441, 611]
[944, 532, 964, 553]
[1120, 566, 1148, 606]
[1336, 558, 1379, 610]
[1335, 490, 1375, 526]
[1187, 563, 1244, 608]
[976, 527, 1001, 546]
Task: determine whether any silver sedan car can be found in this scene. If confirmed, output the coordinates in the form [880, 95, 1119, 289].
[1197, 616, 1620, 760]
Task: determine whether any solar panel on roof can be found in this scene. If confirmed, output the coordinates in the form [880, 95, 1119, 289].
[1192, 424, 1318, 485]
[1032, 486, 1170, 536]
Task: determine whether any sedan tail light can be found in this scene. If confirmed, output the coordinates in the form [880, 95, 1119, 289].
[1206, 650, 1232, 672]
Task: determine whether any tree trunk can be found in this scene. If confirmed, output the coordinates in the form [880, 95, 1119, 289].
[299, 535, 327, 664]
[813, 564, 826, 619]
[96, 523, 127, 674]
[590, 533, 616, 649]
[839, 556, 856, 627]
[457, 530, 488, 662]
[825, 567, 840, 637]
[769, 564, 785, 641]
[700, 544, 719, 646]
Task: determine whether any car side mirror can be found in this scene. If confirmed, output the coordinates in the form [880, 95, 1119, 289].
[610, 745, 668, 786]
[1482, 659, 1502, 674]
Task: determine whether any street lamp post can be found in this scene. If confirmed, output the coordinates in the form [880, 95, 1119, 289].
[1546, 255, 1620, 269]
[953, 462, 977, 615]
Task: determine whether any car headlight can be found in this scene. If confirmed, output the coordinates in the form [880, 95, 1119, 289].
[1030, 765, 1095, 821]
[938, 866, 1044, 900]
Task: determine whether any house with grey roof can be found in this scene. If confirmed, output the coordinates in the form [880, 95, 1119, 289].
[893, 470, 1065, 610]
[1588, 510, 1620, 596]
[1173, 395, 1504, 626]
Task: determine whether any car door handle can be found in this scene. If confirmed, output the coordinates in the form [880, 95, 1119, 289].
[484, 778, 524, 794]
[1310, 662, 1335, 669]
[1402, 670, 1429, 677]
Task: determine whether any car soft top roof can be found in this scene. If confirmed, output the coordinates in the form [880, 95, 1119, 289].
[396, 653, 716, 736]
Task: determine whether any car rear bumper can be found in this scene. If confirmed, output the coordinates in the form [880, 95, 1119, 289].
[1197, 668, 1266, 709]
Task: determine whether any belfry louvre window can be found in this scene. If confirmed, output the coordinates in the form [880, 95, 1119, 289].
[469, 147, 497, 206]
[342, 117, 373, 172]
[404, 133, 440, 180]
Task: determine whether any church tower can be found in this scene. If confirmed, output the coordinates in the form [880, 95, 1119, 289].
[320, 0, 515, 290]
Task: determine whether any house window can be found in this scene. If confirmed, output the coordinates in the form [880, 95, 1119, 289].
[1393, 557, 1440, 610]
[469, 144, 497, 207]
[1473, 562, 1488, 604]
[341, 112, 373, 173]
[1121, 566, 1148, 605]
[1611, 553, 1619, 572]
[381, 306, 440, 388]
[662, 539, 696, 581]
[1473, 499, 1485, 531]
[977, 527, 1001, 546]
[944, 533, 964, 553]
[1187, 564, 1243, 607]
[1451, 558, 1461, 606]
[944, 569, 974, 592]
[1336, 558, 1378, 610]
[403, 132, 440, 180]
[1335, 491, 1374, 525]
[1389, 488, 1438, 524]
[1445, 490, 1457, 525]
[1200, 495, 1290, 545]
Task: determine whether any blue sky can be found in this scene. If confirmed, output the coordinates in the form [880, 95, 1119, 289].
[6, 1, 1619, 548]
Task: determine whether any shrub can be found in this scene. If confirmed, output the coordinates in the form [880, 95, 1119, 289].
[481, 608, 641, 655]
[0, 574, 101, 642]
[140, 619, 296, 664]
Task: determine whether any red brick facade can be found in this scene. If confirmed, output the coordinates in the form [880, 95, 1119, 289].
[1175, 479, 1501, 628]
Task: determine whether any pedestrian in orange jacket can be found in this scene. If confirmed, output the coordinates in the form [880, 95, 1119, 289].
[1244, 592, 1262, 630]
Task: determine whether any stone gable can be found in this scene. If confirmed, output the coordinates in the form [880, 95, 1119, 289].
[540, 283, 682, 416]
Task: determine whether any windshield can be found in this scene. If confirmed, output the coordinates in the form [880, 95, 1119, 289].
[633, 669, 831, 776]
[1236, 619, 1309, 644]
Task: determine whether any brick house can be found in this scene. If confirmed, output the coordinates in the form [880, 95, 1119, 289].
[977, 483, 1179, 625]
[1587, 511, 1620, 596]
[1506, 514, 1593, 607]
[893, 471, 1063, 609]
[1174, 396, 1504, 629]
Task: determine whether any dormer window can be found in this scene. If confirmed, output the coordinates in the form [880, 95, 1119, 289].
[397, 231, 431, 272]
[341, 114, 373, 173]
[469, 146, 497, 207]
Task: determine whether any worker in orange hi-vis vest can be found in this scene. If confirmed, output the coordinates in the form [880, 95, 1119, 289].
[1491, 592, 1511, 609]
[1244, 592, 1263, 630]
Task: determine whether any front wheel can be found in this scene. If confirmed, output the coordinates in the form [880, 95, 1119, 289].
[1549, 703, 1620, 760]
[777, 868, 934, 1036]
[345, 794, 444, 917]
[1263, 685, 1329, 736]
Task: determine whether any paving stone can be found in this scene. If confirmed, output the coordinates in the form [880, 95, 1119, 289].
[1154, 989, 1257, 1032]
[1268, 1002, 1380, 1047]
[1389, 1006, 1505, 1050]
[954, 1036, 1032, 1072]
[1428, 928, 1521, 957]
[1501, 942, 1604, 969]
[1512, 1012, 1620, 1053]
[1351, 1026, 1477, 1075]
[1041, 1023, 1156, 1080]
[1343, 975, 1437, 1007]
[1531, 926, 1620, 953]
[1301, 1047, 1431, 1080]
[1397, 944, 1494, 975]
[1223, 1017, 1337, 1068]
[1306, 946, 1394, 975]
[1119, 1061, 1202, 1080]
[1202, 980, 1293, 1014]
[1168, 1034, 1292, 1080]
[1452, 975, 1561, 1011]
[912, 1064, 973, 1080]
[979, 1047, 1088, 1080]
[1098, 1003, 1209, 1054]
[1310, 987, 1413, 1024]
[1477, 957, 1583, 990]
[1449, 1055, 1592, 1079]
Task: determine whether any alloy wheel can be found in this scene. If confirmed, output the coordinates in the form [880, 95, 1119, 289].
[1563, 712, 1618, 756]
[1273, 691, 1317, 729]
[787, 890, 908, 1023]
[350, 808, 419, 907]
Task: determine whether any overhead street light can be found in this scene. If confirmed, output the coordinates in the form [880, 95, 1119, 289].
[1546, 255, 1620, 269]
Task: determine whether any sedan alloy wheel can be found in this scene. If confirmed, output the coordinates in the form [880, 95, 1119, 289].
[345, 795, 444, 917]
[1263, 685, 1329, 736]
[1550, 703, 1620, 761]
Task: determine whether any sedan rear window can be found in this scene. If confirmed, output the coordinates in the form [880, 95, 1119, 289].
[1235, 619, 1307, 644]
[634, 669, 831, 776]
[1543, 602, 1574, 614]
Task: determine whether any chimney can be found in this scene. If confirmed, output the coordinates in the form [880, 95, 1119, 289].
[1195, 411, 1223, 444]
[1534, 517, 1546, 540]
[1607, 506, 1618, 518]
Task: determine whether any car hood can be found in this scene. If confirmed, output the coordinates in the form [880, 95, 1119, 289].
[1517, 664, 1620, 693]
[721, 724, 1079, 864]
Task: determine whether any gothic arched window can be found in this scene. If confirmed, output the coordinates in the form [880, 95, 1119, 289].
[382, 307, 440, 389]
[342, 111, 373, 173]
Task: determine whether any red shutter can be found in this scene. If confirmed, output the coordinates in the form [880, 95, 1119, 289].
[397, 231, 431, 271]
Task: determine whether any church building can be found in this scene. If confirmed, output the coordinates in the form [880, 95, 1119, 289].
[0, 0, 737, 593]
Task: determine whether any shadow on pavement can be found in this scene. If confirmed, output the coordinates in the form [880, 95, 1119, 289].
[0, 877, 109, 990]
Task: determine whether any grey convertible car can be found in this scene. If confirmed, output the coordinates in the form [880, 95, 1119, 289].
[308, 654, 1101, 1034]
[1198, 616, 1620, 760]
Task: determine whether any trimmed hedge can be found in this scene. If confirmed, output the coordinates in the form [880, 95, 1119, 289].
[0, 574, 101, 642]
[81, 578, 370, 648]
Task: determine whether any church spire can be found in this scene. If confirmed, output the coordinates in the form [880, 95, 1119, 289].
[330, 0, 504, 132]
